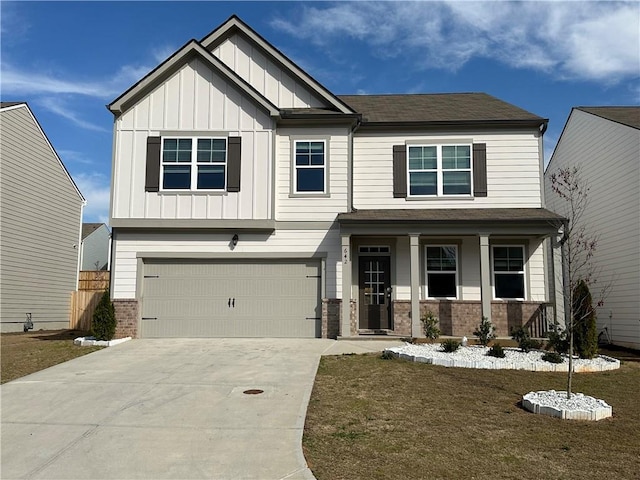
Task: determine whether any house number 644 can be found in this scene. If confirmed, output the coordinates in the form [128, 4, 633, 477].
[343, 247, 348, 264]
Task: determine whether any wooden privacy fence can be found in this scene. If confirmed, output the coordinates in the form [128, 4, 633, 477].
[69, 271, 110, 331]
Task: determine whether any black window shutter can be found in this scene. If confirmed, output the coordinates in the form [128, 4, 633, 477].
[393, 145, 407, 198]
[473, 143, 487, 197]
[227, 136, 241, 192]
[145, 136, 161, 192]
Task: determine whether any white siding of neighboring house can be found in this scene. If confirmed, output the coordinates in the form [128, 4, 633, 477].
[353, 130, 543, 209]
[0, 105, 83, 332]
[111, 229, 342, 300]
[112, 57, 274, 221]
[210, 33, 329, 109]
[275, 127, 350, 221]
[545, 109, 640, 349]
[81, 225, 111, 270]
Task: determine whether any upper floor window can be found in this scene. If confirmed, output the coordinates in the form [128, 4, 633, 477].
[408, 145, 471, 196]
[295, 140, 325, 193]
[493, 246, 525, 299]
[425, 245, 458, 298]
[162, 137, 227, 190]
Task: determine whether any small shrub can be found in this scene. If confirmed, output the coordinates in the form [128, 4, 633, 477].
[421, 311, 441, 340]
[546, 326, 569, 354]
[541, 351, 564, 364]
[91, 289, 116, 341]
[474, 316, 496, 347]
[380, 350, 395, 360]
[510, 326, 541, 353]
[441, 339, 460, 353]
[487, 343, 506, 358]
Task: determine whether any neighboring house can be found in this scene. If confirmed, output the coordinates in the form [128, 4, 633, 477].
[0, 102, 85, 332]
[107, 15, 563, 339]
[545, 107, 640, 350]
[81, 223, 111, 270]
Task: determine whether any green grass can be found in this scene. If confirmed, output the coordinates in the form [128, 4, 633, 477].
[303, 352, 640, 480]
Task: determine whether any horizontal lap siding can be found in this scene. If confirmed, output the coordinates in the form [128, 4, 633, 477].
[545, 110, 640, 348]
[113, 58, 273, 221]
[211, 34, 329, 109]
[352, 131, 542, 209]
[0, 107, 82, 331]
[275, 127, 350, 221]
[111, 229, 341, 300]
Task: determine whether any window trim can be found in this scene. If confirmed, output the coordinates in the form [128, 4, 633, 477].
[160, 136, 228, 192]
[289, 136, 330, 197]
[406, 143, 473, 198]
[491, 244, 527, 300]
[424, 244, 459, 300]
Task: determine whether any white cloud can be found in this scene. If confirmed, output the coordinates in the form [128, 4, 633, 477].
[74, 172, 111, 224]
[36, 97, 109, 132]
[58, 150, 95, 166]
[271, 2, 640, 83]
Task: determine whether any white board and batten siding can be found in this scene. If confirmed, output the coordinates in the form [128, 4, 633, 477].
[545, 109, 640, 349]
[353, 131, 543, 209]
[0, 105, 84, 332]
[210, 33, 329, 110]
[112, 57, 274, 221]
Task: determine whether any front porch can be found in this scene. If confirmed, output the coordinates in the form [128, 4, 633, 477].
[331, 208, 564, 340]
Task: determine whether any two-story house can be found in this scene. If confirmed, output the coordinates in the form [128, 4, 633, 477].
[107, 15, 563, 339]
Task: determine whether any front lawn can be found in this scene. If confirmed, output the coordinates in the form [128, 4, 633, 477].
[303, 352, 640, 480]
[1, 330, 103, 384]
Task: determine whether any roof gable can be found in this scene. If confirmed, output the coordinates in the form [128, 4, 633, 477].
[0, 103, 85, 202]
[577, 106, 640, 130]
[109, 40, 279, 117]
[200, 15, 354, 115]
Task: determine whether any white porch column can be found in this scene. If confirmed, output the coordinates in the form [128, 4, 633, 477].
[341, 234, 352, 337]
[479, 233, 492, 323]
[410, 233, 421, 337]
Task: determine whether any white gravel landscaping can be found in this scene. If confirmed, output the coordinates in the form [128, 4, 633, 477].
[385, 342, 619, 421]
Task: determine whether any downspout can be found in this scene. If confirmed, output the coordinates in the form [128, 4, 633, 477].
[348, 117, 361, 212]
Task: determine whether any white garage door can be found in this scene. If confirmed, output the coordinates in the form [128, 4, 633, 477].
[140, 259, 322, 338]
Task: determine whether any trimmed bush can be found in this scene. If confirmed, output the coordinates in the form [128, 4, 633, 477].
[91, 289, 116, 341]
[546, 326, 570, 354]
[510, 326, 542, 353]
[441, 339, 460, 353]
[473, 316, 496, 347]
[541, 351, 563, 364]
[421, 311, 441, 340]
[380, 350, 395, 360]
[573, 280, 598, 359]
[487, 343, 506, 358]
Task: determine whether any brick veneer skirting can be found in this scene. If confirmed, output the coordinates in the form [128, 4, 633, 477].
[323, 299, 545, 338]
[113, 299, 139, 338]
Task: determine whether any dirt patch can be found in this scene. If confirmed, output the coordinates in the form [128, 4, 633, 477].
[1, 329, 103, 384]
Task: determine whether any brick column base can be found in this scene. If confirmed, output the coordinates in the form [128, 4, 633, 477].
[113, 299, 139, 338]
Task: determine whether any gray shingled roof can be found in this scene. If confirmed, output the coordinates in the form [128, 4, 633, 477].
[337, 93, 546, 124]
[82, 223, 105, 239]
[0, 102, 26, 109]
[338, 208, 564, 224]
[577, 106, 640, 130]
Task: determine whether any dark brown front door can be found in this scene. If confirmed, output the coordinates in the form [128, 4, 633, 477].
[358, 256, 391, 329]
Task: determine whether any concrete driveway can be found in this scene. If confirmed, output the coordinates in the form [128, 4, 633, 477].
[1, 338, 401, 479]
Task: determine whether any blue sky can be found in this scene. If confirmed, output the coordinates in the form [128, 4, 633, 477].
[2, 1, 638, 223]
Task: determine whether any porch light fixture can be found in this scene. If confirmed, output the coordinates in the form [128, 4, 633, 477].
[232, 234, 239, 247]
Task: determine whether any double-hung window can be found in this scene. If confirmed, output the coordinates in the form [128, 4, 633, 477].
[162, 137, 227, 190]
[294, 140, 325, 193]
[493, 246, 525, 299]
[408, 145, 471, 196]
[425, 245, 458, 298]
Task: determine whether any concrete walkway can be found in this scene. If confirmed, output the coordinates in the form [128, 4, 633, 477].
[1, 338, 402, 479]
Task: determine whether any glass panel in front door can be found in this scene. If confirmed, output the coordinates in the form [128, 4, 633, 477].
[364, 259, 385, 305]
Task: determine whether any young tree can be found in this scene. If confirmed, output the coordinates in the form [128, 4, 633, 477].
[551, 166, 608, 398]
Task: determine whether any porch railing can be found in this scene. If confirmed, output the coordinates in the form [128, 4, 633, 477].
[525, 303, 554, 338]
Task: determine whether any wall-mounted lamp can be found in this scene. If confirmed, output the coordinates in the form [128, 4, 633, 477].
[232, 234, 239, 247]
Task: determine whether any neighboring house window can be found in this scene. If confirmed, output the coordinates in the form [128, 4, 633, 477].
[408, 145, 471, 196]
[425, 245, 458, 298]
[295, 140, 325, 193]
[162, 137, 226, 190]
[493, 246, 525, 299]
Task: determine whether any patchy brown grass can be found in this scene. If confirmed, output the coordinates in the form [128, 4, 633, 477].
[303, 352, 640, 480]
[1, 330, 103, 384]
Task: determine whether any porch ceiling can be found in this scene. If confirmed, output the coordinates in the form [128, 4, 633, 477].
[337, 208, 565, 236]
